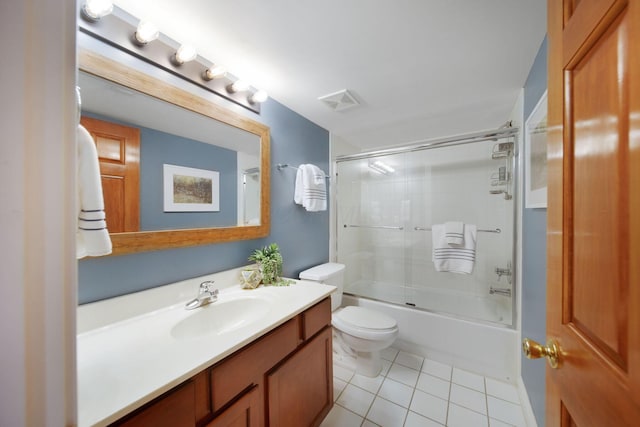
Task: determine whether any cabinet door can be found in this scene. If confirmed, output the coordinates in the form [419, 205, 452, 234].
[206, 386, 260, 427]
[267, 327, 333, 427]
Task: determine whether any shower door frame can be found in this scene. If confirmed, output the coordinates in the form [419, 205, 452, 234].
[334, 126, 519, 328]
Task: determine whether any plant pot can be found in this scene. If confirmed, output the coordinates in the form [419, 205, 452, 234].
[259, 258, 282, 285]
[239, 268, 262, 289]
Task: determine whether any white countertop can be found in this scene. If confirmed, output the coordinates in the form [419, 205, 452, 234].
[77, 266, 335, 427]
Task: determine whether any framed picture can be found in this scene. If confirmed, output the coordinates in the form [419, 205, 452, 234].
[525, 90, 548, 208]
[163, 164, 219, 212]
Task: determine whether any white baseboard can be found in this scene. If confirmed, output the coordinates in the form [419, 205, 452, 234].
[517, 376, 539, 427]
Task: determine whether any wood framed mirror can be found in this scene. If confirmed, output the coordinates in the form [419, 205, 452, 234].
[79, 49, 270, 255]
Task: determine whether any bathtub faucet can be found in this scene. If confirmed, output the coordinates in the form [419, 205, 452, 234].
[490, 286, 511, 297]
[495, 262, 512, 284]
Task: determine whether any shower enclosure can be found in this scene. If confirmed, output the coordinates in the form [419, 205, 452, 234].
[335, 128, 517, 327]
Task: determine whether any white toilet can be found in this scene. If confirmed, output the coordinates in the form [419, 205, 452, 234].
[299, 263, 398, 377]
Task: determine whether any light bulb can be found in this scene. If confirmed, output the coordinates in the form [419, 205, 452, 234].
[135, 21, 159, 45]
[230, 80, 250, 93]
[82, 0, 113, 21]
[203, 65, 227, 80]
[174, 44, 197, 64]
[249, 90, 269, 104]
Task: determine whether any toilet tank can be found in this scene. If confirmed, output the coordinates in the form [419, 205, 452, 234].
[299, 263, 345, 311]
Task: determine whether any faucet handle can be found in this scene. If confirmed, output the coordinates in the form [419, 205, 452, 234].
[199, 280, 217, 294]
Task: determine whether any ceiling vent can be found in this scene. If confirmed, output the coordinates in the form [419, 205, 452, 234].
[318, 89, 360, 112]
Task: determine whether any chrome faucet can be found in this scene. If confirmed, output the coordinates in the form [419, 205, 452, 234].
[495, 262, 512, 284]
[185, 280, 219, 310]
[490, 286, 512, 297]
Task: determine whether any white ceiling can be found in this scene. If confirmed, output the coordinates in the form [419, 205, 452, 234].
[113, 0, 546, 151]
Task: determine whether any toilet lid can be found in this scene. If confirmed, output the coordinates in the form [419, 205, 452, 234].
[334, 306, 397, 330]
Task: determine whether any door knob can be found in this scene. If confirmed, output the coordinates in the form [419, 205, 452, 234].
[522, 338, 561, 369]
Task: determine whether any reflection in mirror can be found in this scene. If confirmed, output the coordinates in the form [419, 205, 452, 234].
[79, 49, 270, 255]
[241, 167, 261, 225]
[79, 71, 261, 231]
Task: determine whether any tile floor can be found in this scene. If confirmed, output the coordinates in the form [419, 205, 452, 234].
[320, 347, 527, 427]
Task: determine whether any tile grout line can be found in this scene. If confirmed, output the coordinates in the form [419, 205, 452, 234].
[444, 362, 454, 427]
[362, 351, 398, 426]
[484, 376, 490, 426]
[336, 364, 373, 426]
[332, 402, 369, 425]
[402, 357, 424, 427]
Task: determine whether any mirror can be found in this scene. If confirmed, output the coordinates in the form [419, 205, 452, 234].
[79, 49, 270, 255]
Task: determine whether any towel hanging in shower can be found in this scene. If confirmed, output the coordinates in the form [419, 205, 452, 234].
[432, 223, 477, 274]
[444, 221, 464, 245]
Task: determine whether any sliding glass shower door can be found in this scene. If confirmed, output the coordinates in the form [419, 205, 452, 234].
[336, 152, 410, 306]
[336, 134, 516, 327]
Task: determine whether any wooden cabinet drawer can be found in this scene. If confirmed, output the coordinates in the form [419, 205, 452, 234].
[302, 298, 331, 341]
[111, 381, 195, 427]
[210, 317, 299, 411]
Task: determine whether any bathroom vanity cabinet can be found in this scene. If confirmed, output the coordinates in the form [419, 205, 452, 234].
[110, 297, 333, 427]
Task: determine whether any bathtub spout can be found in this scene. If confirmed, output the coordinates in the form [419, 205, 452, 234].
[490, 286, 511, 297]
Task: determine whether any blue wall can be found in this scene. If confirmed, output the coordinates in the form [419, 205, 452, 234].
[78, 38, 330, 303]
[521, 36, 547, 427]
[139, 127, 237, 230]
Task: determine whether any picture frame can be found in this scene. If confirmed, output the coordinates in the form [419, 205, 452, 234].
[163, 164, 219, 212]
[524, 90, 548, 209]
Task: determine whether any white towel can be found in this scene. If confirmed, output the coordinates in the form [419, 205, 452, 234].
[445, 221, 464, 245]
[76, 124, 112, 259]
[432, 223, 477, 274]
[294, 164, 327, 212]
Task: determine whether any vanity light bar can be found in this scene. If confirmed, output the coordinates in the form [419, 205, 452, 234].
[78, 3, 265, 113]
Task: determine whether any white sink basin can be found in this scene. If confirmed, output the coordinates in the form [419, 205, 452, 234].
[171, 295, 272, 340]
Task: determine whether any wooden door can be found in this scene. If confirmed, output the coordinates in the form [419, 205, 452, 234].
[545, 0, 640, 425]
[80, 116, 140, 233]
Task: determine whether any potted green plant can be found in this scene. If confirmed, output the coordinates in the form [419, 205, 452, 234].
[248, 243, 284, 285]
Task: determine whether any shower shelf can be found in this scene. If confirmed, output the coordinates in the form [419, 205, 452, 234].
[491, 141, 514, 159]
[490, 149, 513, 199]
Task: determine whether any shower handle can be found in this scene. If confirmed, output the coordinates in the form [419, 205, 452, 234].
[522, 338, 561, 369]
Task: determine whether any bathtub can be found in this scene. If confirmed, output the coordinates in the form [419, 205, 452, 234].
[342, 293, 519, 382]
[345, 280, 513, 325]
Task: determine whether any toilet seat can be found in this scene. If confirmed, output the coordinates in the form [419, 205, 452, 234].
[333, 306, 398, 341]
